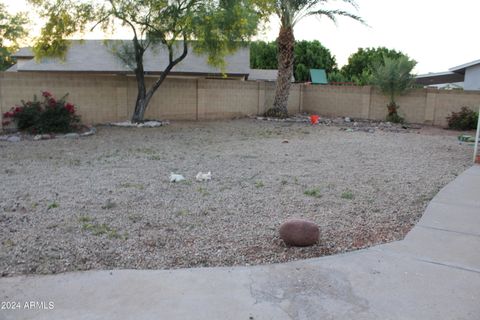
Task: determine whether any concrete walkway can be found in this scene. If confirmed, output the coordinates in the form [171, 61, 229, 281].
[1, 167, 479, 320]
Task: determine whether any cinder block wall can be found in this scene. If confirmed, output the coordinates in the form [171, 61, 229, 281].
[302, 85, 371, 119]
[1, 72, 480, 128]
[0, 72, 128, 124]
[302, 85, 480, 127]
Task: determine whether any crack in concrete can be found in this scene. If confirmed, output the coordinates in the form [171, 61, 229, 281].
[414, 258, 480, 274]
[417, 224, 480, 237]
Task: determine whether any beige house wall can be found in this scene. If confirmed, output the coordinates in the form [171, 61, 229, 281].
[1, 72, 480, 128]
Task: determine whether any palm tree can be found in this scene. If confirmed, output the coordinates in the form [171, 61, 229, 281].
[265, 0, 364, 118]
[371, 55, 416, 123]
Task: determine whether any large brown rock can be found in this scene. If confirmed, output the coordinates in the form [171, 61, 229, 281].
[279, 219, 319, 247]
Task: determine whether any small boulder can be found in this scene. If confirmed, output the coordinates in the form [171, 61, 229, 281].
[7, 136, 21, 143]
[279, 219, 319, 247]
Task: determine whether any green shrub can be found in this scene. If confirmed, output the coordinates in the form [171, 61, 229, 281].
[446, 107, 479, 130]
[386, 110, 405, 124]
[2, 91, 80, 133]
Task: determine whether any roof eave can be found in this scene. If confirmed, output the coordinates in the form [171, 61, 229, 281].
[449, 59, 480, 74]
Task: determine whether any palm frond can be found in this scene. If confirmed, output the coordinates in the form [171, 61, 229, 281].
[307, 9, 365, 25]
[275, 0, 365, 27]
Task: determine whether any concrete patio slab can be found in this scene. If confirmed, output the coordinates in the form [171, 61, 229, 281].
[433, 170, 480, 207]
[378, 226, 480, 272]
[1, 166, 479, 320]
[417, 201, 480, 236]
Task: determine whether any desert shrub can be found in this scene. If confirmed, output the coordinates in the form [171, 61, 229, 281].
[446, 107, 479, 130]
[386, 110, 405, 124]
[2, 91, 80, 133]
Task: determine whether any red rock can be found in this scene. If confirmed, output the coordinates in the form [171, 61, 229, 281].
[279, 219, 319, 247]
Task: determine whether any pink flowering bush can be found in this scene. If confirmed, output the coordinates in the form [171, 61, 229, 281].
[2, 91, 80, 133]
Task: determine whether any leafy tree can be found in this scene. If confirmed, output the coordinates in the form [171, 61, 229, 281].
[250, 40, 337, 82]
[29, 0, 262, 123]
[250, 41, 277, 69]
[0, 2, 28, 71]
[263, 0, 364, 118]
[341, 47, 407, 85]
[371, 55, 416, 123]
[293, 40, 337, 82]
[327, 70, 350, 84]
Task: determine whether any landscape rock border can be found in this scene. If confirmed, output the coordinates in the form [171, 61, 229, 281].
[0, 126, 97, 142]
[109, 120, 170, 128]
[255, 114, 422, 134]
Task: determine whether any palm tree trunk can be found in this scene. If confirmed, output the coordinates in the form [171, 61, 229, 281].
[266, 26, 295, 118]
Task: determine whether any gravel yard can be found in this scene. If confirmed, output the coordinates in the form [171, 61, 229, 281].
[0, 119, 473, 276]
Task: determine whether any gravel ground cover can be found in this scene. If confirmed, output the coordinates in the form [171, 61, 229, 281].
[0, 119, 473, 276]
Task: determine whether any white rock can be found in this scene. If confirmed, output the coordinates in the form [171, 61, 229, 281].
[33, 135, 42, 141]
[7, 136, 21, 142]
[80, 130, 95, 137]
[64, 133, 80, 139]
[110, 121, 168, 128]
[170, 173, 186, 183]
[141, 121, 165, 128]
[196, 172, 212, 182]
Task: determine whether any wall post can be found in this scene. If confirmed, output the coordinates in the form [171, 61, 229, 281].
[116, 76, 129, 121]
[298, 84, 304, 113]
[424, 88, 437, 125]
[360, 86, 372, 119]
[257, 81, 266, 115]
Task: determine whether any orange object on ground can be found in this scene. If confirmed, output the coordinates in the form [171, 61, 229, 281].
[310, 115, 319, 125]
[476, 154, 480, 164]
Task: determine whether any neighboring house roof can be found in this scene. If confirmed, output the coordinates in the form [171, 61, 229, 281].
[11, 40, 250, 76]
[5, 64, 18, 72]
[248, 69, 278, 81]
[450, 59, 480, 74]
[416, 71, 465, 86]
[248, 69, 296, 82]
[13, 47, 34, 58]
[434, 82, 464, 90]
[416, 58, 480, 86]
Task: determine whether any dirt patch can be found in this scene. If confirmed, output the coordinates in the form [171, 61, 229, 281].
[0, 119, 473, 276]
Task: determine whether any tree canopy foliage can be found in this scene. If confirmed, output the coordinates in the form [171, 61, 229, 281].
[250, 41, 277, 70]
[340, 47, 409, 85]
[0, 2, 28, 71]
[29, 0, 263, 122]
[250, 40, 337, 82]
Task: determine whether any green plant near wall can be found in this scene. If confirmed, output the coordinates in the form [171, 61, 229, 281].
[2, 91, 80, 133]
[446, 107, 479, 130]
[371, 56, 416, 123]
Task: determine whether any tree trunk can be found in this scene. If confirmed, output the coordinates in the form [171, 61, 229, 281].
[266, 26, 295, 118]
[130, 39, 188, 123]
[131, 69, 149, 123]
[131, 39, 149, 123]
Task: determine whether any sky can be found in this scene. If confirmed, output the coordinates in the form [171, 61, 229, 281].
[3, 0, 480, 74]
